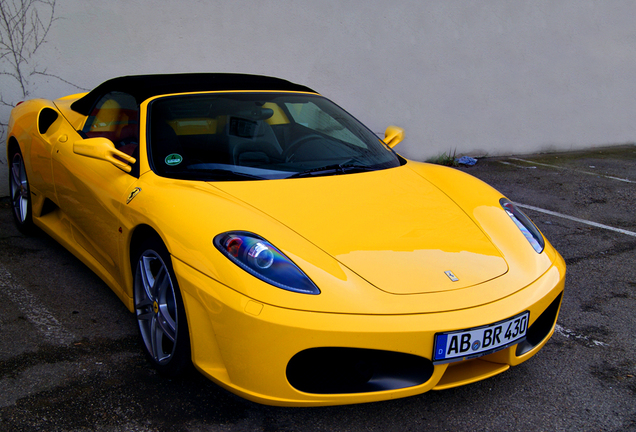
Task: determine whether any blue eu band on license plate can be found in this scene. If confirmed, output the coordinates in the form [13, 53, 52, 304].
[433, 311, 530, 364]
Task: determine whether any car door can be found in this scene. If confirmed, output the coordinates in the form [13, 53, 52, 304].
[50, 92, 139, 290]
[29, 106, 77, 206]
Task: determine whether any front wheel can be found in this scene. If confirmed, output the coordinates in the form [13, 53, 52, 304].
[9, 145, 35, 233]
[133, 237, 191, 376]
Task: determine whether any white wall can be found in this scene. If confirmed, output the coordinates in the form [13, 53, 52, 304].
[3, 0, 636, 194]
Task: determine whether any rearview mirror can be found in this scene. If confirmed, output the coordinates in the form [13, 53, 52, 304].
[384, 126, 404, 148]
[73, 137, 136, 173]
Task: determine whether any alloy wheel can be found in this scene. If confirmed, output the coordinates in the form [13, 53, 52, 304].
[10, 152, 29, 224]
[134, 249, 179, 365]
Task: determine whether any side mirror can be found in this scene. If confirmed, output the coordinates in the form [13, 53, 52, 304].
[384, 126, 404, 148]
[74, 137, 136, 173]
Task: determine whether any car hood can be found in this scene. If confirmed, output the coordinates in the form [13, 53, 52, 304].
[213, 165, 508, 295]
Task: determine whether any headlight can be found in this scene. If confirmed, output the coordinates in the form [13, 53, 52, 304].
[214, 231, 320, 295]
[500, 198, 545, 254]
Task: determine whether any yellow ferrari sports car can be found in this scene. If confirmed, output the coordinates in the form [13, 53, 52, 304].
[7, 74, 565, 406]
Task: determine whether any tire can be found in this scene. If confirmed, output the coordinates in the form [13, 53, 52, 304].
[133, 237, 191, 376]
[8, 145, 35, 234]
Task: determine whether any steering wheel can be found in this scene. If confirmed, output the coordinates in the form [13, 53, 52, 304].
[283, 134, 324, 162]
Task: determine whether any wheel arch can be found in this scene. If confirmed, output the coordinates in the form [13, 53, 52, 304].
[6, 136, 25, 171]
[7, 136, 21, 155]
[129, 224, 165, 272]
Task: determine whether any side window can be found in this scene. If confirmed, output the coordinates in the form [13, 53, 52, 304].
[82, 91, 139, 147]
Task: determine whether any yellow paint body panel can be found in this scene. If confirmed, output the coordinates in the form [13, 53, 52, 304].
[176, 254, 564, 406]
[7, 82, 566, 406]
[215, 165, 510, 295]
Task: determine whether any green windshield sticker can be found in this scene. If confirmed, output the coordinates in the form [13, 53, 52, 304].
[165, 154, 183, 166]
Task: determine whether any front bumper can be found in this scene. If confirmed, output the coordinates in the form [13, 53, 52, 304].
[175, 255, 565, 406]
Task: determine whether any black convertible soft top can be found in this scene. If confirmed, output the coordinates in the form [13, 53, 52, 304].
[70, 73, 317, 115]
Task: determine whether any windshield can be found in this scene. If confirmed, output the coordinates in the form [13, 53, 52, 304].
[148, 93, 402, 181]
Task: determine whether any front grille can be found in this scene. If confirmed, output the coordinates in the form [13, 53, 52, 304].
[286, 347, 434, 394]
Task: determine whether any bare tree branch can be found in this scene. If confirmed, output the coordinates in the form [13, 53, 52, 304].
[0, 0, 87, 149]
[32, 70, 90, 92]
[0, 0, 61, 142]
[0, 0, 56, 99]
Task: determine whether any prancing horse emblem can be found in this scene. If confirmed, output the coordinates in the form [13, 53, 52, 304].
[126, 187, 142, 204]
[444, 270, 459, 282]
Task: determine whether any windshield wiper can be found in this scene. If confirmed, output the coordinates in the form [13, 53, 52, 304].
[287, 163, 376, 178]
[172, 168, 265, 181]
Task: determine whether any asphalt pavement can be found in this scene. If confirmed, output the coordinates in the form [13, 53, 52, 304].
[0, 145, 634, 431]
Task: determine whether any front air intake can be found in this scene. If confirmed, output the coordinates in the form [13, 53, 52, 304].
[516, 293, 563, 356]
[286, 347, 434, 394]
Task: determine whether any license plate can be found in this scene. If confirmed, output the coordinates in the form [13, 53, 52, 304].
[433, 311, 529, 364]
